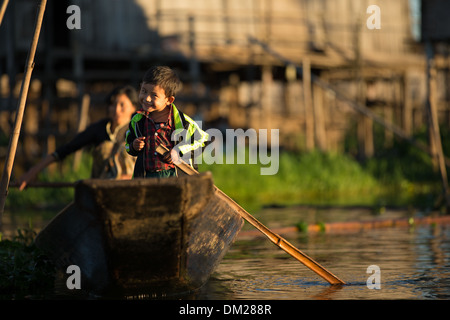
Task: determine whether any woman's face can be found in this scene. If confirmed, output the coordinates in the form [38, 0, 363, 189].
[108, 93, 136, 127]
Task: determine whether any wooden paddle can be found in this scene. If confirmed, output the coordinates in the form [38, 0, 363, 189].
[156, 145, 345, 285]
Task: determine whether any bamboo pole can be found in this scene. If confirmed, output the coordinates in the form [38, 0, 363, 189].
[9, 181, 76, 189]
[0, 0, 48, 224]
[0, 0, 9, 26]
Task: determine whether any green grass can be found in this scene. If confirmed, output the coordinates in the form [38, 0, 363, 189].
[198, 151, 375, 211]
[198, 146, 442, 212]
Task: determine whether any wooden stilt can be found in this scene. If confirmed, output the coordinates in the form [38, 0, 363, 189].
[303, 58, 314, 151]
[313, 83, 327, 151]
[425, 42, 450, 212]
[73, 94, 90, 171]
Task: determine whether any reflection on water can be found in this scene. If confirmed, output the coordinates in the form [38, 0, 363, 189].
[2, 206, 450, 300]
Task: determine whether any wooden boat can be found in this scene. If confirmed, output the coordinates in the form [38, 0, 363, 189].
[34, 172, 244, 297]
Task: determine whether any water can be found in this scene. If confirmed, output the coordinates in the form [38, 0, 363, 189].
[196, 206, 450, 300]
[2, 205, 450, 300]
[198, 226, 450, 300]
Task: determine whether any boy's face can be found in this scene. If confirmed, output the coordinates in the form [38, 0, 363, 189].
[139, 82, 174, 113]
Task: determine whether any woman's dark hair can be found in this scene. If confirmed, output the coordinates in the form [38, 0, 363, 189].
[105, 85, 139, 108]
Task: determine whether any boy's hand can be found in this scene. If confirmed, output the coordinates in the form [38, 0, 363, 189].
[133, 137, 146, 151]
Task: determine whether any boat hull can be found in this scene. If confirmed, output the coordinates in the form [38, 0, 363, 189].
[35, 173, 244, 297]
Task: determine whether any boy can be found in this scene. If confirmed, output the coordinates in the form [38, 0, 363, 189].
[125, 66, 209, 178]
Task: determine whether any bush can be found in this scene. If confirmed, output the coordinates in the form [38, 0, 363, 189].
[0, 227, 55, 299]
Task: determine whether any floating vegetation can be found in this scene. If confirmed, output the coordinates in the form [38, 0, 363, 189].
[295, 221, 309, 233]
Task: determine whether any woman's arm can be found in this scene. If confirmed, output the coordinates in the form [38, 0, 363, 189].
[17, 119, 108, 190]
[17, 153, 57, 190]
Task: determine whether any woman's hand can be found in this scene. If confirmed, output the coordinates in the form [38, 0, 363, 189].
[17, 154, 56, 191]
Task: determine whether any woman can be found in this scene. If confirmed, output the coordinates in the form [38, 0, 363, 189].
[17, 85, 138, 190]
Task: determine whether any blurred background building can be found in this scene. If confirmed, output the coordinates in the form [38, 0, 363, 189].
[1, 0, 449, 176]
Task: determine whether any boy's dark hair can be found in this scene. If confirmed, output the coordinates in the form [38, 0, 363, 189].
[142, 66, 182, 98]
[106, 85, 139, 108]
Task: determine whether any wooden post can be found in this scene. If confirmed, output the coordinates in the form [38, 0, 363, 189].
[68, 12, 87, 171]
[303, 58, 314, 150]
[357, 80, 374, 159]
[384, 104, 394, 148]
[402, 70, 413, 136]
[73, 94, 90, 171]
[313, 82, 327, 151]
[262, 65, 272, 141]
[188, 15, 202, 117]
[425, 42, 450, 211]
[0, 0, 48, 222]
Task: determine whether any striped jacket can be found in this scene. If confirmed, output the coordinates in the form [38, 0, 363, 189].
[125, 104, 209, 177]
